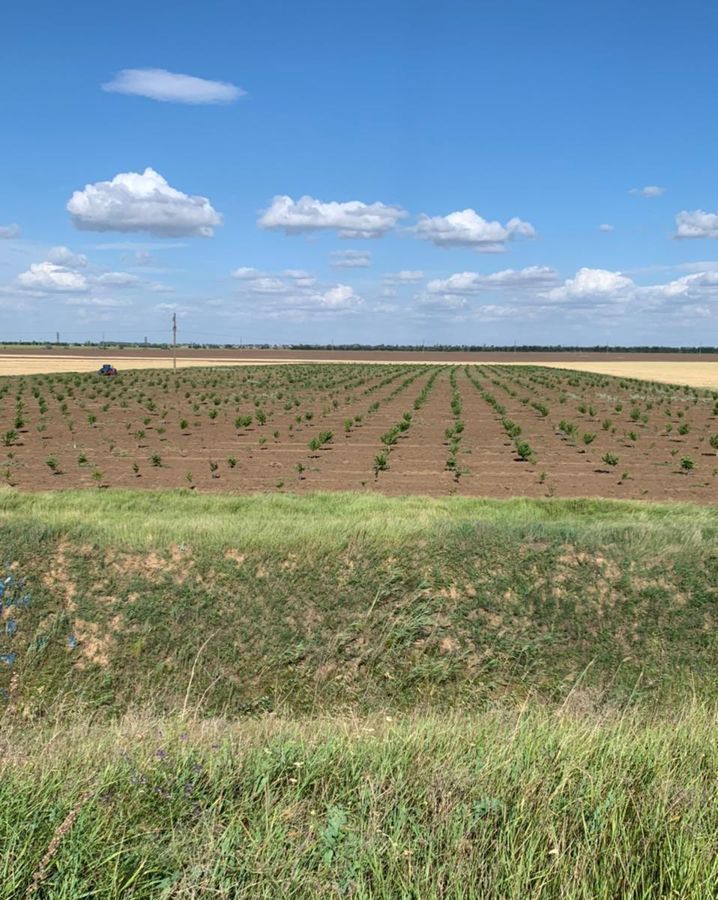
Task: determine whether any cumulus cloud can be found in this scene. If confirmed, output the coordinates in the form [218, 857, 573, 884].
[630, 185, 665, 198]
[0, 224, 21, 239]
[427, 266, 558, 295]
[258, 195, 407, 238]
[331, 250, 371, 269]
[47, 246, 88, 268]
[102, 68, 245, 104]
[598, 223, 614, 233]
[674, 210, 718, 240]
[650, 270, 718, 300]
[67, 168, 222, 237]
[414, 208, 535, 252]
[230, 266, 363, 319]
[383, 270, 424, 284]
[17, 261, 89, 293]
[547, 268, 634, 303]
[318, 284, 363, 309]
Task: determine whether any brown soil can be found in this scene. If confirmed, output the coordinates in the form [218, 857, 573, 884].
[1, 363, 717, 502]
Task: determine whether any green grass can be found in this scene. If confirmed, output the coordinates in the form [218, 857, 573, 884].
[1, 490, 717, 716]
[3, 706, 718, 898]
[1, 487, 716, 549]
[2, 490, 717, 896]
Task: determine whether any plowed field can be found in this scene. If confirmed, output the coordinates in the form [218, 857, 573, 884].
[2, 363, 717, 500]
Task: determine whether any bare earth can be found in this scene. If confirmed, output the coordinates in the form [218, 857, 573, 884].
[0, 348, 717, 388]
[1, 361, 716, 502]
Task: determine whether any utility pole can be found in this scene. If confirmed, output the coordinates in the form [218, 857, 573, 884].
[172, 313, 177, 370]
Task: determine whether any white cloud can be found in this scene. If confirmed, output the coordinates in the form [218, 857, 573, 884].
[318, 284, 363, 309]
[283, 269, 317, 287]
[258, 195, 407, 238]
[629, 185, 665, 198]
[230, 268, 363, 319]
[415, 293, 469, 311]
[414, 208, 535, 252]
[548, 268, 634, 303]
[47, 246, 88, 268]
[67, 167, 222, 237]
[244, 276, 291, 294]
[651, 270, 718, 300]
[331, 250, 371, 269]
[17, 261, 89, 293]
[674, 210, 718, 240]
[0, 224, 21, 239]
[232, 266, 265, 279]
[427, 266, 558, 295]
[102, 68, 245, 104]
[598, 223, 614, 233]
[383, 270, 424, 284]
[93, 271, 141, 287]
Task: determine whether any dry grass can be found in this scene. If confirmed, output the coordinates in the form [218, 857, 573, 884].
[540, 360, 718, 389]
[1, 353, 717, 388]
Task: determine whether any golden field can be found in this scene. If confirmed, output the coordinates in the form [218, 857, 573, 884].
[0, 352, 716, 388]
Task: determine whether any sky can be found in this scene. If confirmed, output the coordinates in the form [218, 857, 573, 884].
[2, 0, 718, 346]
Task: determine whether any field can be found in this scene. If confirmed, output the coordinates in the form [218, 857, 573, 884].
[2, 360, 718, 897]
[1, 362, 717, 501]
[1, 348, 718, 389]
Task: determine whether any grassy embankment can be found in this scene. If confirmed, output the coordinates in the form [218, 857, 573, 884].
[1, 490, 717, 896]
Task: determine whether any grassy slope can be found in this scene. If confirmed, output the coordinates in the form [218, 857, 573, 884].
[2, 490, 718, 897]
[1, 489, 717, 715]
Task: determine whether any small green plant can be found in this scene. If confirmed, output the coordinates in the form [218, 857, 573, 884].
[680, 456, 694, 472]
[150, 452, 162, 467]
[180, 419, 189, 431]
[227, 456, 237, 468]
[602, 452, 619, 467]
[678, 423, 690, 436]
[2, 430, 18, 447]
[516, 441, 534, 462]
[45, 456, 60, 474]
[132, 462, 140, 477]
[373, 450, 389, 476]
[209, 460, 219, 478]
[582, 432, 596, 445]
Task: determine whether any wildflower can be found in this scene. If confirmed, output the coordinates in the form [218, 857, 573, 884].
[67, 635, 78, 650]
[5, 619, 17, 636]
[0, 652, 16, 666]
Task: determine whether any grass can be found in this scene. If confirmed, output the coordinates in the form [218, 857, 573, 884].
[2, 489, 717, 896]
[1, 487, 716, 549]
[3, 706, 718, 897]
[1, 489, 717, 716]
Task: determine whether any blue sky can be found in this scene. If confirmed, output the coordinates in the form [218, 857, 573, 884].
[2, 0, 718, 345]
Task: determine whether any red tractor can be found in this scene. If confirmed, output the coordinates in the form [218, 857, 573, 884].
[98, 363, 118, 376]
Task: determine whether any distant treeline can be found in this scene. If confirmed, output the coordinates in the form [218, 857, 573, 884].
[2, 341, 718, 354]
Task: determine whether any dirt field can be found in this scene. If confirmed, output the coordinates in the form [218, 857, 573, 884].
[1, 362, 716, 501]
